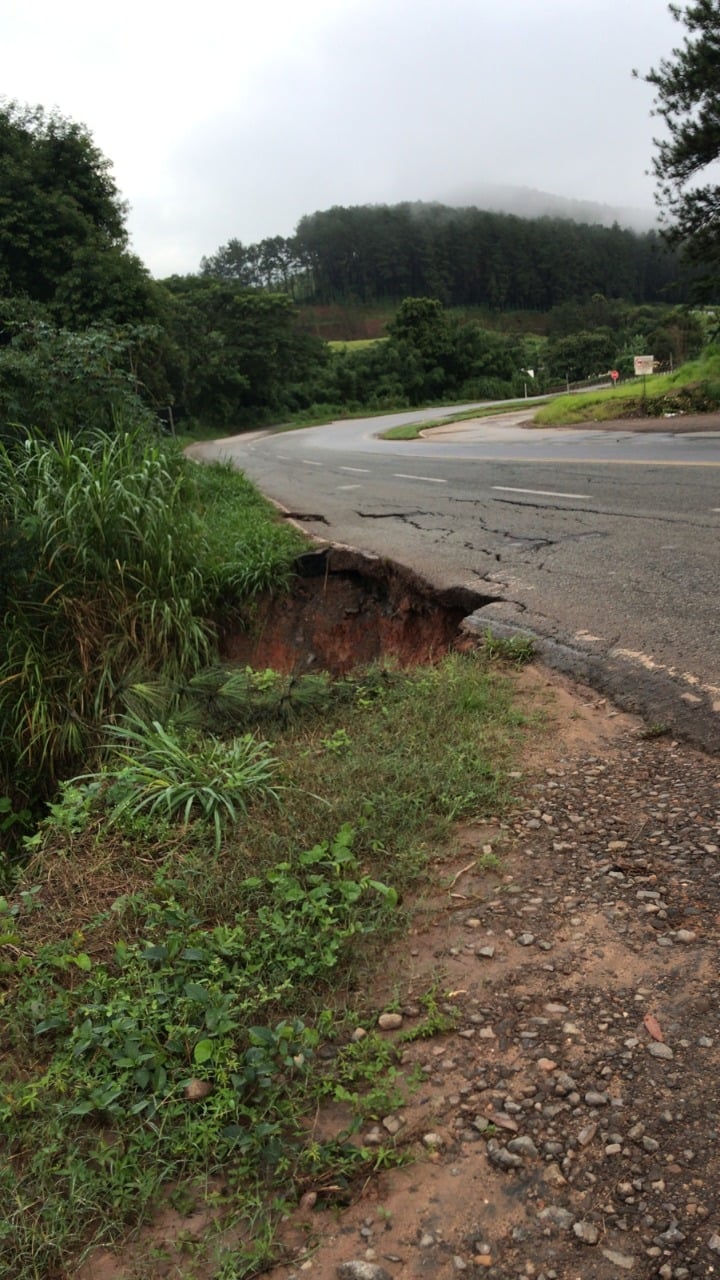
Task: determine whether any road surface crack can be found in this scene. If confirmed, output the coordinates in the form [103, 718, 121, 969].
[491, 498, 708, 527]
[356, 510, 438, 520]
[284, 511, 330, 524]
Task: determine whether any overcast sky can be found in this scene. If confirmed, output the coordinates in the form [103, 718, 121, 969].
[1, 0, 681, 278]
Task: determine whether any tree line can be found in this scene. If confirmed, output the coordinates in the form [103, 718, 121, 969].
[1, 52, 717, 445]
[201, 201, 683, 310]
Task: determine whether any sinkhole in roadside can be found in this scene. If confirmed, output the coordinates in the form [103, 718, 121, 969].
[220, 546, 498, 675]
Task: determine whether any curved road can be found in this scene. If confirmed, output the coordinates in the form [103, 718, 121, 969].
[190, 405, 720, 749]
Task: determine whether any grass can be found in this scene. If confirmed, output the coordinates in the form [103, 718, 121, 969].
[0, 650, 531, 1278]
[0, 431, 305, 801]
[380, 398, 543, 440]
[533, 347, 720, 426]
[328, 338, 387, 351]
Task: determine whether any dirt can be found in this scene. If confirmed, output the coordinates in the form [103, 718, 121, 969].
[254, 671, 720, 1280]
[221, 546, 491, 674]
[75, 565, 720, 1280]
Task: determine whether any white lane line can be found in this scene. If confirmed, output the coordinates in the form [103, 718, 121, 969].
[393, 473, 447, 484]
[492, 485, 589, 500]
[276, 454, 291, 460]
[337, 484, 361, 490]
[712, 507, 720, 512]
[301, 459, 323, 467]
[340, 466, 371, 473]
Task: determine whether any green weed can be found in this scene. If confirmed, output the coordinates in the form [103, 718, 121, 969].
[482, 630, 536, 666]
[399, 985, 458, 1043]
[638, 721, 670, 740]
[95, 716, 281, 851]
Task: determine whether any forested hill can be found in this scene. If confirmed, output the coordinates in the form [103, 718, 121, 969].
[201, 201, 682, 310]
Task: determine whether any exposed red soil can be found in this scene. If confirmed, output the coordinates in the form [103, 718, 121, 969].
[221, 547, 489, 675]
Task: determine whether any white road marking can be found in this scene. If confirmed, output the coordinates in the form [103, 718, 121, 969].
[712, 507, 720, 512]
[337, 484, 361, 490]
[393, 473, 447, 484]
[276, 454, 291, 460]
[301, 459, 323, 467]
[492, 485, 589, 500]
[340, 466, 371, 473]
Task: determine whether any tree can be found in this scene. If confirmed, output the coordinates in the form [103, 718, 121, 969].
[387, 297, 451, 363]
[0, 100, 160, 328]
[200, 238, 257, 286]
[0, 307, 155, 444]
[0, 102, 127, 301]
[161, 277, 326, 427]
[639, 2, 720, 294]
[545, 331, 618, 384]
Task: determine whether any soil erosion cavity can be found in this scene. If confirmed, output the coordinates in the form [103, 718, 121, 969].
[221, 547, 493, 673]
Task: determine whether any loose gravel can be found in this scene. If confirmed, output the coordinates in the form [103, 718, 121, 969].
[272, 681, 720, 1280]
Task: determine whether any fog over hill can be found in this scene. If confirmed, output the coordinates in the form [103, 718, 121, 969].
[440, 184, 657, 233]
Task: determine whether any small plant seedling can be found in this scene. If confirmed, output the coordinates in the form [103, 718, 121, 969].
[482, 631, 535, 666]
[639, 721, 670, 739]
[321, 727, 352, 754]
[477, 850, 501, 872]
[398, 984, 458, 1042]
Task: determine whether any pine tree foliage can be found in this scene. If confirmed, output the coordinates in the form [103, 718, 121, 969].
[640, 2, 720, 293]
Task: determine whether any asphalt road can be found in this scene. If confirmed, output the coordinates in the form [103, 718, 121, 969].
[190, 406, 720, 749]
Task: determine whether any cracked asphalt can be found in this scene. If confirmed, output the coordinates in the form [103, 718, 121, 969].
[187, 407, 720, 750]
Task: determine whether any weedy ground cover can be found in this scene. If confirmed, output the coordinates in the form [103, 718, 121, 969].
[0, 650, 530, 1279]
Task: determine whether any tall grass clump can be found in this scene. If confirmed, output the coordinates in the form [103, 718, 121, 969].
[189, 458, 306, 601]
[0, 428, 304, 801]
[100, 716, 282, 851]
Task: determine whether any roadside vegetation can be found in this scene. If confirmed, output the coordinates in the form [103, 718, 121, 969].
[2, 88, 719, 1279]
[533, 346, 720, 426]
[1, 643, 528, 1278]
[381, 398, 542, 440]
[0, 429, 304, 817]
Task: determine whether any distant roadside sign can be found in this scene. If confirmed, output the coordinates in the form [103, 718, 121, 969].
[634, 355, 654, 376]
[610, 370, 619, 384]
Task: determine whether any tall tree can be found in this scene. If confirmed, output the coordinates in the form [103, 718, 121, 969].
[0, 102, 126, 301]
[0, 100, 158, 327]
[162, 277, 326, 427]
[639, 2, 720, 295]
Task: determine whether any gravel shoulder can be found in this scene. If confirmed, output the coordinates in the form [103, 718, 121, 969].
[266, 667, 720, 1280]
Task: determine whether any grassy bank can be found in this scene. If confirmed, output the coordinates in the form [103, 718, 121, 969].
[381, 399, 539, 440]
[533, 348, 720, 426]
[0, 649, 531, 1279]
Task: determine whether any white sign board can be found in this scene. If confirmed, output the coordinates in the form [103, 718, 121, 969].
[634, 355, 654, 376]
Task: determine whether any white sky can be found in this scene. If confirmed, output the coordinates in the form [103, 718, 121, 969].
[1, 0, 681, 278]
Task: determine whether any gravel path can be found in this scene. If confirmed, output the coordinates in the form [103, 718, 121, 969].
[272, 674, 720, 1280]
